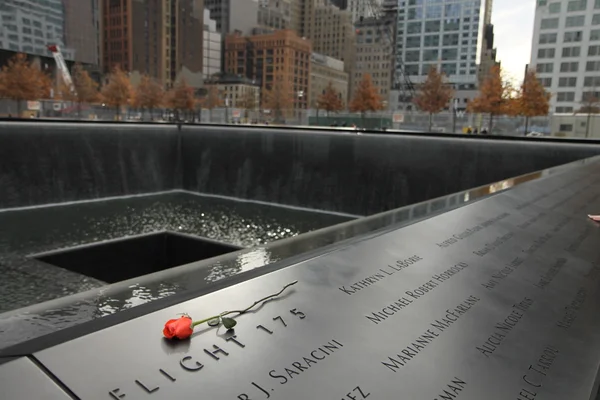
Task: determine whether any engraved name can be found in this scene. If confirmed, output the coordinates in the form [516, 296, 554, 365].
[534, 258, 565, 289]
[476, 297, 533, 358]
[517, 344, 559, 399]
[566, 226, 590, 253]
[366, 262, 469, 325]
[237, 339, 344, 399]
[381, 295, 480, 372]
[481, 257, 524, 290]
[338, 255, 423, 296]
[472, 232, 514, 257]
[433, 377, 467, 400]
[436, 213, 510, 248]
[556, 287, 586, 329]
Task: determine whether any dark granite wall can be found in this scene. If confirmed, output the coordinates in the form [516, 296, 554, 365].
[1, 122, 600, 215]
[0, 123, 179, 209]
[180, 126, 600, 215]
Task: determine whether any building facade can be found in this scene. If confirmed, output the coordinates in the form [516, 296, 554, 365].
[310, 52, 348, 108]
[204, 9, 222, 78]
[206, 75, 261, 108]
[101, 0, 204, 88]
[0, 0, 75, 61]
[311, 1, 355, 67]
[333, 0, 383, 23]
[204, 0, 259, 34]
[257, 0, 293, 30]
[225, 29, 311, 110]
[392, 0, 486, 110]
[63, 0, 99, 65]
[530, 0, 600, 113]
[354, 16, 392, 105]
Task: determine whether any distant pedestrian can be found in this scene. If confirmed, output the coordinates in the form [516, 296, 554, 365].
[481, 128, 488, 135]
[474, 128, 478, 135]
[466, 127, 472, 135]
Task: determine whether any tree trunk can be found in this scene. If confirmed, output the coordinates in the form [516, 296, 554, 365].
[524, 116, 529, 136]
[489, 113, 494, 134]
[428, 112, 433, 131]
[16, 100, 21, 117]
[586, 112, 592, 138]
[77, 101, 82, 119]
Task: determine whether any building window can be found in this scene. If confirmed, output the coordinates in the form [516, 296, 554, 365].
[559, 124, 573, 131]
[407, 22, 422, 33]
[560, 61, 579, 72]
[561, 46, 581, 57]
[558, 77, 577, 87]
[567, 0, 587, 11]
[443, 34, 459, 46]
[556, 92, 576, 101]
[586, 60, 600, 70]
[423, 35, 439, 46]
[594, 14, 600, 24]
[539, 32, 558, 43]
[596, 0, 600, 8]
[583, 90, 600, 99]
[556, 106, 574, 112]
[406, 36, 421, 48]
[584, 76, 600, 86]
[405, 50, 420, 62]
[564, 31, 582, 42]
[549, 2, 561, 12]
[538, 48, 556, 58]
[589, 44, 600, 55]
[442, 48, 458, 60]
[539, 77, 552, 87]
[536, 62, 554, 73]
[591, 29, 600, 40]
[566, 15, 585, 27]
[541, 18, 559, 29]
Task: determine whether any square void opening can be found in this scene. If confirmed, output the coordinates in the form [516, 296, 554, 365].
[34, 232, 242, 283]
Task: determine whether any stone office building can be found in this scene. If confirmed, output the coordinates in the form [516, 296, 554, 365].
[310, 53, 348, 108]
[225, 29, 311, 111]
[353, 16, 393, 106]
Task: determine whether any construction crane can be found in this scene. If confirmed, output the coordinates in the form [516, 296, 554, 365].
[359, 0, 416, 106]
[47, 45, 77, 97]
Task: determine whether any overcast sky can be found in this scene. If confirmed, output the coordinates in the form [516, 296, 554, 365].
[491, 0, 536, 83]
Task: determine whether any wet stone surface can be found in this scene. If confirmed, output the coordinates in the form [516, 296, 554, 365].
[0, 192, 352, 314]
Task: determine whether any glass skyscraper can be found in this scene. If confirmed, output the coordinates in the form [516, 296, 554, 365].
[0, 0, 74, 60]
[393, 0, 487, 109]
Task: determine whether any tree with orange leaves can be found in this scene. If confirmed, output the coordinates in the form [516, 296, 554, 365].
[101, 66, 133, 118]
[262, 75, 294, 122]
[167, 79, 195, 121]
[317, 81, 344, 116]
[467, 65, 512, 134]
[413, 66, 454, 131]
[0, 53, 51, 116]
[510, 70, 550, 135]
[133, 75, 164, 120]
[350, 74, 385, 120]
[204, 85, 224, 110]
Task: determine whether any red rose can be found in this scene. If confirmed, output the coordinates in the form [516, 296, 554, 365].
[163, 316, 194, 339]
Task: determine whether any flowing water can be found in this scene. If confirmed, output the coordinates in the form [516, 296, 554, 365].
[0, 191, 353, 314]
